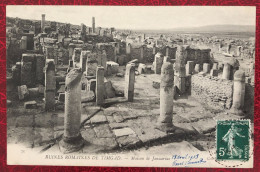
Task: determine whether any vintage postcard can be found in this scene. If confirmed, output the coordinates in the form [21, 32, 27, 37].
[6, 6, 255, 168]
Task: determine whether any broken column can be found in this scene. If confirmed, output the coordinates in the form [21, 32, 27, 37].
[186, 61, 194, 75]
[237, 46, 242, 56]
[230, 70, 245, 115]
[68, 43, 75, 60]
[20, 36, 27, 50]
[174, 46, 186, 94]
[41, 14, 45, 32]
[156, 62, 175, 132]
[72, 48, 82, 67]
[227, 43, 231, 54]
[44, 59, 56, 110]
[203, 63, 210, 73]
[59, 68, 84, 153]
[80, 51, 89, 72]
[96, 66, 105, 106]
[154, 52, 164, 74]
[124, 64, 135, 102]
[222, 63, 231, 80]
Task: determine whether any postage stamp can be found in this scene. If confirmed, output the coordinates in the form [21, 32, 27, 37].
[216, 120, 250, 161]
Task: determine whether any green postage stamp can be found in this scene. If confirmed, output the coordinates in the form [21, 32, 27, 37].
[216, 120, 250, 161]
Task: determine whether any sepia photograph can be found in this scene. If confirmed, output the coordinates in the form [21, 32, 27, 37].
[6, 6, 255, 168]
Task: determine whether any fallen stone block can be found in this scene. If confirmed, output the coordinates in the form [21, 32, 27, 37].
[128, 59, 138, 64]
[116, 73, 124, 77]
[153, 81, 160, 89]
[24, 101, 37, 109]
[104, 81, 116, 99]
[18, 85, 29, 100]
[113, 127, 136, 137]
[28, 88, 40, 97]
[107, 61, 119, 74]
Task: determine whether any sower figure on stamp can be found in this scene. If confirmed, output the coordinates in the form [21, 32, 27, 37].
[222, 123, 245, 159]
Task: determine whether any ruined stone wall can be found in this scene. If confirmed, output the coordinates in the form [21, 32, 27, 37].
[96, 43, 115, 61]
[144, 47, 154, 63]
[131, 47, 142, 61]
[191, 74, 233, 109]
[186, 48, 211, 70]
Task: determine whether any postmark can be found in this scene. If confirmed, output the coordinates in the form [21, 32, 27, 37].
[216, 120, 250, 161]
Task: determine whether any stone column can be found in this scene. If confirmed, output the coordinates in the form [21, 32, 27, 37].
[20, 36, 27, 50]
[41, 14, 45, 32]
[44, 59, 56, 110]
[59, 68, 84, 153]
[186, 61, 194, 75]
[72, 48, 82, 67]
[212, 62, 218, 70]
[68, 43, 75, 60]
[96, 66, 104, 106]
[156, 62, 175, 132]
[230, 70, 245, 115]
[227, 43, 231, 54]
[203, 63, 210, 73]
[237, 46, 242, 56]
[80, 51, 89, 72]
[194, 64, 200, 73]
[140, 46, 144, 63]
[124, 64, 135, 102]
[222, 63, 231, 80]
[163, 56, 170, 63]
[154, 52, 164, 74]
[174, 46, 186, 94]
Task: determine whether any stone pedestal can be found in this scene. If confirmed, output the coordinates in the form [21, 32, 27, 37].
[96, 66, 105, 106]
[59, 68, 84, 153]
[222, 63, 231, 80]
[124, 64, 135, 102]
[230, 70, 245, 116]
[156, 62, 175, 132]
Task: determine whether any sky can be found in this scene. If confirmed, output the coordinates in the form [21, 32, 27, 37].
[6, 6, 256, 30]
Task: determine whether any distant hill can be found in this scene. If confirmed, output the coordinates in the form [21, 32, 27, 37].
[169, 25, 255, 33]
[132, 25, 255, 34]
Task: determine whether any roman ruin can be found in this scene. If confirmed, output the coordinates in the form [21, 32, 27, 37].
[6, 12, 255, 157]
